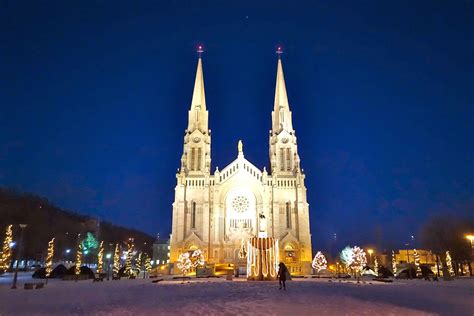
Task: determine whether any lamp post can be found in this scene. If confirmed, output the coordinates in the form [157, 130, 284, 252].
[11, 224, 27, 289]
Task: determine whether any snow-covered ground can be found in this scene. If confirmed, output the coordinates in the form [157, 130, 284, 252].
[0, 273, 473, 315]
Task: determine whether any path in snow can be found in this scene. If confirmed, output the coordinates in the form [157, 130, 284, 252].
[0, 275, 473, 315]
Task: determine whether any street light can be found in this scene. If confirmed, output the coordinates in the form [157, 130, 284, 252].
[106, 253, 112, 280]
[466, 235, 474, 247]
[367, 249, 374, 265]
[11, 224, 27, 289]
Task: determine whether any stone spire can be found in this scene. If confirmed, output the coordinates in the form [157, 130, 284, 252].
[180, 51, 211, 175]
[269, 54, 300, 174]
[187, 57, 209, 133]
[271, 57, 293, 134]
[274, 58, 289, 112]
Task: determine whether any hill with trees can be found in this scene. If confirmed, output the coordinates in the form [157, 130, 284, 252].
[0, 188, 154, 263]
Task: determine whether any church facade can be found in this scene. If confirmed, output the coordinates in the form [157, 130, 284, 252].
[169, 55, 312, 275]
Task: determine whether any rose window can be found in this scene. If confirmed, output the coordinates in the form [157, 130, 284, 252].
[232, 196, 249, 213]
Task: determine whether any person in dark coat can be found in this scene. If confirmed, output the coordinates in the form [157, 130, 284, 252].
[277, 262, 288, 290]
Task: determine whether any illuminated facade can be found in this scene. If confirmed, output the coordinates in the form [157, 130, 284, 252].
[169, 55, 312, 275]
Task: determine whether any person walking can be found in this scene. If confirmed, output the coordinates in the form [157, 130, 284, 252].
[277, 262, 288, 290]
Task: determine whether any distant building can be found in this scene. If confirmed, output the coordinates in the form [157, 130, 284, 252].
[152, 239, 170, 266]
[395, 249, 437, 265]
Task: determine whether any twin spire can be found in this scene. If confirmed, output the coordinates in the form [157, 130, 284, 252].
[190, 57, 206, 112]
[187, 51, 292, 134]
[187, 56, 209, 134]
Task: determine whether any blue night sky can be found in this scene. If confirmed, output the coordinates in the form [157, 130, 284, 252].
[1, 1, 472, 252]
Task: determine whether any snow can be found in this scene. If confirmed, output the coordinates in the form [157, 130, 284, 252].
[0, 273, 473, 315]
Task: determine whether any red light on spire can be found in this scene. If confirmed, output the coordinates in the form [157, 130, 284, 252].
[276, 46, 283, 56]
[196, 44, 204, 54]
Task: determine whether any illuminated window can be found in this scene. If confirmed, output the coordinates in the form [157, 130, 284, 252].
[191, 202, 196, 228]
[286, 202, 291, 229]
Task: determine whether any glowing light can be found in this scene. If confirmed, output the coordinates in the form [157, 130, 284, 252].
[65, 249, 71, 254]
[446, 251, 454, 277]
[106, 253, 112, 259]
[413, 249, 421, 277]
[125, 239, 135, 277]
[466, 235, 474, 243]
[45, 238, 55, 278]
[312, 251, 328, 273]
[9, 242, 16, 248]
[97, 241, 104, 273]
[113, 244, 121, 275]
[392, 250, 397, 275]
[75, 243, 82, 275]
[247, 237, 279, 280]
[367, 249, 374, 255]
[1, 225, 13, 270]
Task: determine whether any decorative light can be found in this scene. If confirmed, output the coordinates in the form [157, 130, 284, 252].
[97, 241, 104, 273]
[125, 239, 135, 277]
[312, 251, 328, 273]
[446, 250, 454, 277]
[113, 244, 120, 275]
[75, 243, 82, 276]
[136, 252, 143, 273]
[106, 253, 111, 259]
[9, 242, 16, 248]
[45, 237, 55, 279]
[392, 250, 397, 275]
[1, 224, 13, 270]
[374, 256, 379, 275]
[414, 249, 421, 277]
[191, 249, 205, 267]
[247, 238, 279, 279]
[65, 249, 71, 254]
[144, 255, 152, 274]
[177, 252, 192, 279]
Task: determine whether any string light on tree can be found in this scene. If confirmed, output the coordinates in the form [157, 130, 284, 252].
[113, 244, 120, 276]
[136, 252, 143, 276]
[177, 252, 192, 281]
[1, 224, 13, 270]
[340, 246, 353, 270]
[45, 237, 55, 279]
[75, 243, 82, 276]
[125, 238, 135, 277]
[446, 250, 454, 277]
[392, 250, 397, 275]
[191, 249, 205, 268]
[145, 255, 152, 275]
[97, 241, 104, 273]
[374, 256, 379, 275]
[312, 251, 328, 273]
[350, 246, 367, 275]
[414, 249, 421, 277]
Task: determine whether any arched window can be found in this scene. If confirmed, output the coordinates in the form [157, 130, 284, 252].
[286, 202, 291, 229]
[191, 202, 196, 229]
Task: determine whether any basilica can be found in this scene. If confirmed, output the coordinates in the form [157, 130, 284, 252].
[169, 53, 312, 275]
